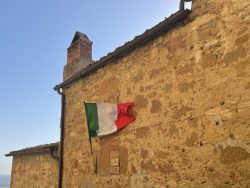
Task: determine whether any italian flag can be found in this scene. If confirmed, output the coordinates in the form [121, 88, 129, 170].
[84, 102, 135, 137]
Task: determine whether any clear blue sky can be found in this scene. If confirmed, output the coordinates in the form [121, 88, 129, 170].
[0, 0, 179, 175]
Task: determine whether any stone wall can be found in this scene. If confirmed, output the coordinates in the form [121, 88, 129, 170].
[62, 0, 250, 187]
[10, 154, 58, 188]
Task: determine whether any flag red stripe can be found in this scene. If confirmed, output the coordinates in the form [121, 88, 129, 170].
[115, 102, 135, 130]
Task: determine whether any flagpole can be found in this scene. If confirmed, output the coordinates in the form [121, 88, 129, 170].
[89, 136, 93, 156]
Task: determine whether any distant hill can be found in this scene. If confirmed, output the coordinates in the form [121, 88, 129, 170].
[0, 174, 10, 188]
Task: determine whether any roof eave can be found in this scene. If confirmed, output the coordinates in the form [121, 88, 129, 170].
[54, 9, 191, 91]
[5, 143, 59, 157]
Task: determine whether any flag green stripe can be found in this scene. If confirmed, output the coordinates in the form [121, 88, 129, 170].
[84, 103, 99, 137]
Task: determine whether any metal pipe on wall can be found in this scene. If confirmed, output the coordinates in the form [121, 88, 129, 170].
[57, 89, 65, 188]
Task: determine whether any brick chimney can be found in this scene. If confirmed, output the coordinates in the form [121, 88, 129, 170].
[63, 31, 94, 80]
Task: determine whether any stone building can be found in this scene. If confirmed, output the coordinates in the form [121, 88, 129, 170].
[6, 143, 59, 188]
[7, 0, 250, 187]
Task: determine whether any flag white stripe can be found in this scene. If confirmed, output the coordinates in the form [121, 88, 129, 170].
[96, 103, 118, 136]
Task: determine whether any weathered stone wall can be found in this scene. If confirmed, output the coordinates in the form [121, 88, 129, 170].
[10, 154, 58, 188]
[63, 0, 250, 187]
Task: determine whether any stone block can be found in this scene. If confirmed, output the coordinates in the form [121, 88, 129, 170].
[109, 150, 119, 159]
[110, 158, 119, 166]
[235, 34, 249, 46]
[109, 166, 119, 174]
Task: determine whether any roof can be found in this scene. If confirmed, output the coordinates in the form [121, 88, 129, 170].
[54, 9, 191, 91]
[5, 142, 59, 157]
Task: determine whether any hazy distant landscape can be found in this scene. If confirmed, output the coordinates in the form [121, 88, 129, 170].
[0, 174, 10, 188]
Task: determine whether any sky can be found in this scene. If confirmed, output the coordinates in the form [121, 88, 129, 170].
[0, 0, 180, 175]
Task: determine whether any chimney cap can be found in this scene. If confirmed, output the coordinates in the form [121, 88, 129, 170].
[71, 31, 93, 45]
